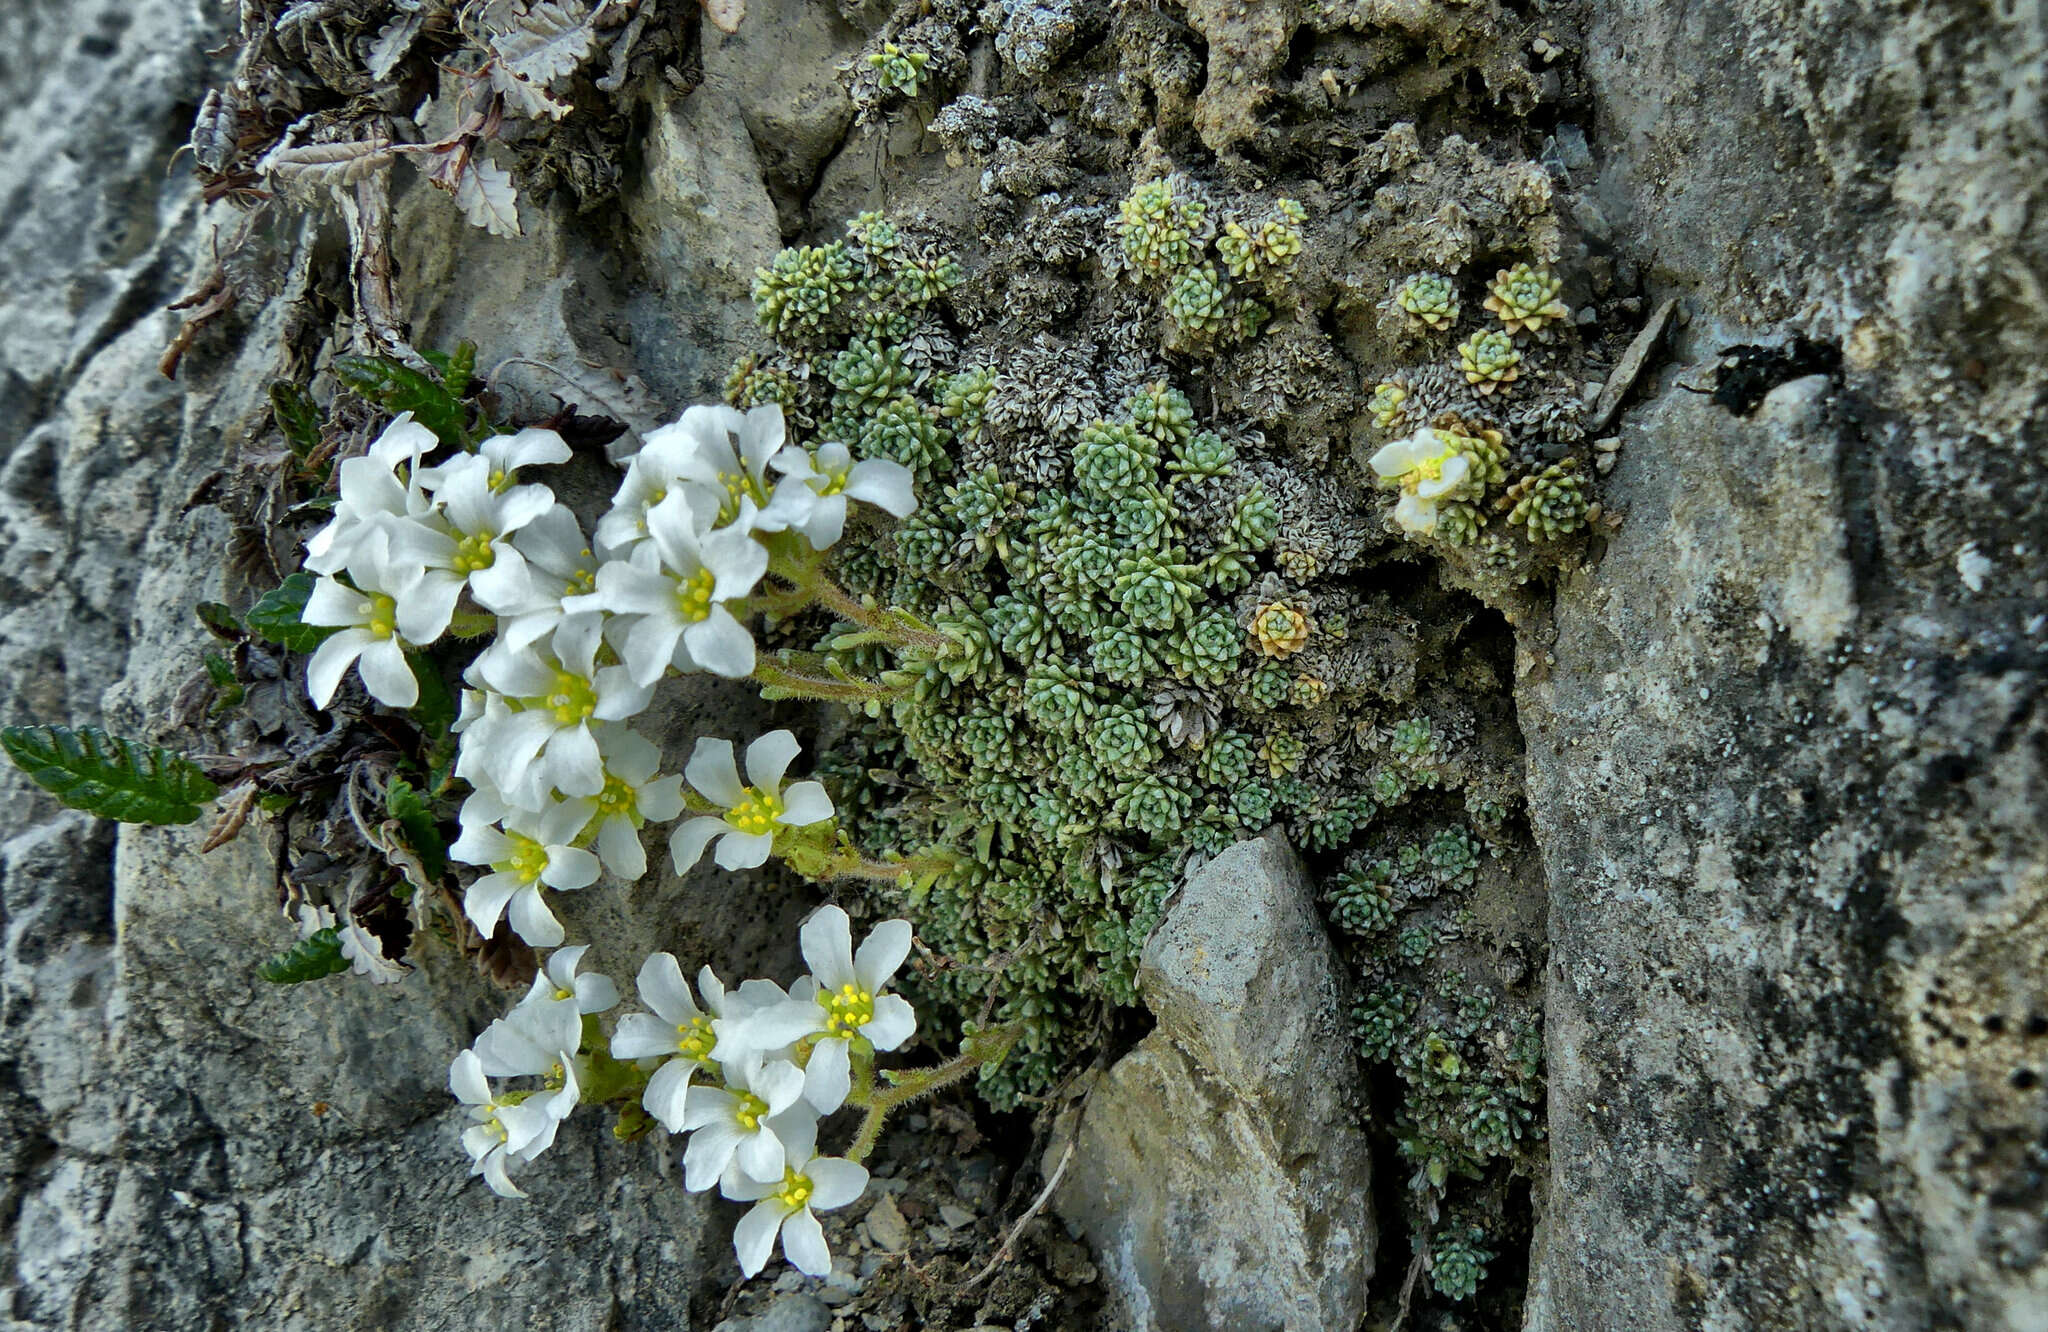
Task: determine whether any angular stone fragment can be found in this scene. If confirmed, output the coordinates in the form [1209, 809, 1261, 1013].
[1048, 831, 1374, 1332]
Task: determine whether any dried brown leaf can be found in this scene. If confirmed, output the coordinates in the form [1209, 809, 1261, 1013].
[200, 780, 261, 853]
[488, 1, 596, 84]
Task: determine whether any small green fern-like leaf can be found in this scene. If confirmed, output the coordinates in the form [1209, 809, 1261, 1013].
[246, 572, 338, 654]
[259, 928, 350, 983]
[385, 776, 447, 880]
[1, 725, 220, 825]
[269, 381, 324, 459]
[334, 347, 477, 450]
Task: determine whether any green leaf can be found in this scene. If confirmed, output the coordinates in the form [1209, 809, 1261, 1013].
[259, 928, 350, 983]
[246, 573, 338, 654]
[1, 724, 220, 825]
[194, 601, 241, 638]
[203, 652, 238, 688]
[334, 353, 472, 450]
[407, 651, 457, 738]
[269, 382, 323, 458]
[419, 340, 478, 400]
[385, 775, 447, 880]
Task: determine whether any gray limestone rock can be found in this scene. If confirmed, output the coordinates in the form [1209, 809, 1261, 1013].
[1048, 832, 1374, 1332]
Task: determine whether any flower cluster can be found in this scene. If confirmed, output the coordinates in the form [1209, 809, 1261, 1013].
[301, 402, 914, 948]
[443, 907, 930, 1278]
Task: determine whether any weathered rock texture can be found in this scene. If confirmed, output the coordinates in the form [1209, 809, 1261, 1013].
[1516, 1, 2048, 1329]
[1048, 832, 1375, 1332]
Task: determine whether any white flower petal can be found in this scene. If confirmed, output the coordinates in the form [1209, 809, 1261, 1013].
[306, 629, 371, 709]
[713, 829, 774, 871]
[505, 885, 565, 947]
[861, 993, 917, 1053]
[684, 737, 745, 806]
[853, 919, 912, 994]
[845, 459, 917, 517]
[638, 773, 686, 823]
[643, 1056, 695, 1133]
[669, 817, 725, 873]
[541, 844, 600, 891]
[612, 1011, 683, 1062]
[595, 815, 647, 881]
[804, 1157, 870, 1212]
[462, 871, 523, 939]
[448, 1050, 491, 1106]
[776, 781, 834, 828]
[802, 1036, 851, 1114]
[356, 639, 420, 708]
[744, 729, 802, 793]
[733, 1127, 785, 1185]
[680, 607, 755, 679]
[779, 1208, 831, 1277]
[799, 905, 858, 991]
[683, 1117, 746, 1192]
[733, 1200, 786, 1277]
[635, 952, 700, 1025]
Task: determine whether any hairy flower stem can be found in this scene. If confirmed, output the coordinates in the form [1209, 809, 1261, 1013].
[844, 1021, 1026, 1163]
[752, 655, 907, 704]
[769, 551, 952, 655]
[824, 851, 955, 884]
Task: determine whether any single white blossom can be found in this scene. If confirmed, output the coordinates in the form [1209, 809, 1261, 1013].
[473, 988, 585, 1082]
[787, 905, 917, 1113]
[576, 491, 769, 684]
[450, 1049, 574, 1199]
[580, 728, 687, 881]
[610, 953, 728, 1131]
[389, 450, 559, 622]
[760, 440, 917, 550]
[669, 731, 834, 873]
[449, 795, 600, 947]
[1368, 428, 1474, 536]
[594, 406, 747, 556]
[304, 412, 436, 576]
[523, 943, 619, 1015]
[460, 632, 654, 799]
[681, 1051, 815, 1191]
[723, 1148, 869, 1278]
[302, 542, 428, 709]
[485, 503, 603, 653]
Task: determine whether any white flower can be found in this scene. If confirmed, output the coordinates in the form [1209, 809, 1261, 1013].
[485, 503, 602, 653]
[304, 413, 436, 576]
[759, 440, 917, 550]
[672, 403, 790, 530]
[449, 1049, 573, 1199]
[389, 451, 559, 622]
[788, 905, 917, 1113]
[523, 943, 619, 1015]
[1368, 428, 1474, 536]
[460, 632, 654, 799]
[723, 1148, 869, 1278]
[449, 794, 600, 947]
[594, 406, 745, 555]
[669, 731, 835, 873]
[580, 728, 686, 881]
[610, 953, 729, 1131]
[577, 492, 769, 684]
[302, 543, 428, 709]
[681, 1051, 815, 1191]
[473, 988, 585, 1082]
